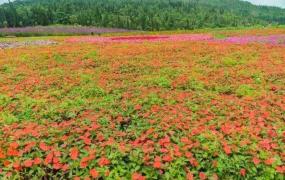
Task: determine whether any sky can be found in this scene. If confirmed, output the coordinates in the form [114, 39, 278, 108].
[0, 0, 284, 8]
[245, 0, 285, 8]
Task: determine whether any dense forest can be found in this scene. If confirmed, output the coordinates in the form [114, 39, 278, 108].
[0, 0, 285, 30]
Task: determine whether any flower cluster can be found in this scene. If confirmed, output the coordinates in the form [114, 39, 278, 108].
[0, 30, 284, 179]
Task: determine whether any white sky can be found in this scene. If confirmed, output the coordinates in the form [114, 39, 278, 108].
[245, 0, 285, 8]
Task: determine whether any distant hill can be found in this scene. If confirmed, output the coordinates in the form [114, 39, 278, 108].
[0, 0, 285, 30]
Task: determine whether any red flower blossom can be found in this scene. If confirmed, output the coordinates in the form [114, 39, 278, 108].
[189, 158, 199, 167]
[80, 157, 89, 168]
[240, 169, 246, 176]
[162, 155, 173, 162]
[264, 158, 275, 165]
[3, 160, 11, 167]
[54, 150, 61, 157]
[44, 152, 54, 165]
[134, 104, 142, 111]
[90, 169, 99, 178]
[270, 86, 277, 91]
[7, 147, 20, 157]
[252, 157, 260, 165]
[98, 157, 110, 167]
[34, 157, 42, 165]
[23, 159, 34, 168]
[199, 172, 206, 180]
[13, 161, 21, 171]
[276, 166, 285, 173]
[62, 164, 69, 171]
[83, 137, 91, 145]
[223, 146, 231, 155]
[39, 142, 50, 151]
[132, 172, 145, 180]
[0, 149, 6, 159]
[9, 142, 19, 149]
[53, 163, 63, 170]
[53, 157, 60, 164]
[153, 161, 162, 169]
[70, 148, 79, 160]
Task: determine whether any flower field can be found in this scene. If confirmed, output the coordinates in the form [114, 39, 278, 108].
[0, 29, 285, 179]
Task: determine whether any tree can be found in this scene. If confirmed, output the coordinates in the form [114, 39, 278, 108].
[0, 0, 284, 30]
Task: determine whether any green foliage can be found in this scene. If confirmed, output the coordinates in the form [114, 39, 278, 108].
[0, 0, 285, 30]
[0, 111, 19, 124]
[236, 84, 257, 97]
[84, 51, 98, 61]
[222, 57, 242, 67]
[152, 77, 171, 88]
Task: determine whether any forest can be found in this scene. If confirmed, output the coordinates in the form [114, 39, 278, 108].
[0, 0, 285, 30]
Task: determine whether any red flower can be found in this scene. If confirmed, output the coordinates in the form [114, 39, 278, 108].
[23, 141, 36, 152]
[34, 157, 42, 165]
[83, 137, 91, 145]
[3, 160, 11, 167]
[0, 149, 6, 159]
[189, 158, 199, 167]
[162, 155, 172, 162]
[153, 161, 162, 169]
[90, 169, 99, 178]
[212, 173, 219, 180]
[265, 158, 275, 165]
[53, 157, 60, 164]
[62, 164, 69, 171]
[252, 157, 260, 165]
[80, 158, 89, 168]
[185, 152, 193, 158]
[54, 151, 61, 157]
[44, 152, 54, 165]
[240, 169, 246, 176]
[199, 172, 206, 180]
[159, 136, 170, 147]
[259, 139, 271, 150]
[134, 105, 142, 111]
[70, 148, 79, 160]
[13, 161, 21, 171]
[132, 172, 145, 180]
[98, 157, 110, 167]
[53, 163, 63, 170]
[187, 172, 194, 180]
[223, 146, 231, 155]
[271, 86, 277, 91]
[23, 159, 34, 168]
[9, 142, 19, 149]
[7, 148, 20, 157]
[276, 166, 285, 173]
[39, 142, 50, 151]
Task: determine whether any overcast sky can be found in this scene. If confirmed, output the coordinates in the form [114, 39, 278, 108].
[0, 0, 284, 8]
[245, 0, 285, 8]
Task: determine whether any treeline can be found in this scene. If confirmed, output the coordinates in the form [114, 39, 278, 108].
[0, 0, 285, 30]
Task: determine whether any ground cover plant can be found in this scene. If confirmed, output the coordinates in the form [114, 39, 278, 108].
[0, 26, 131, 37]
[0, 28, 284, 179]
